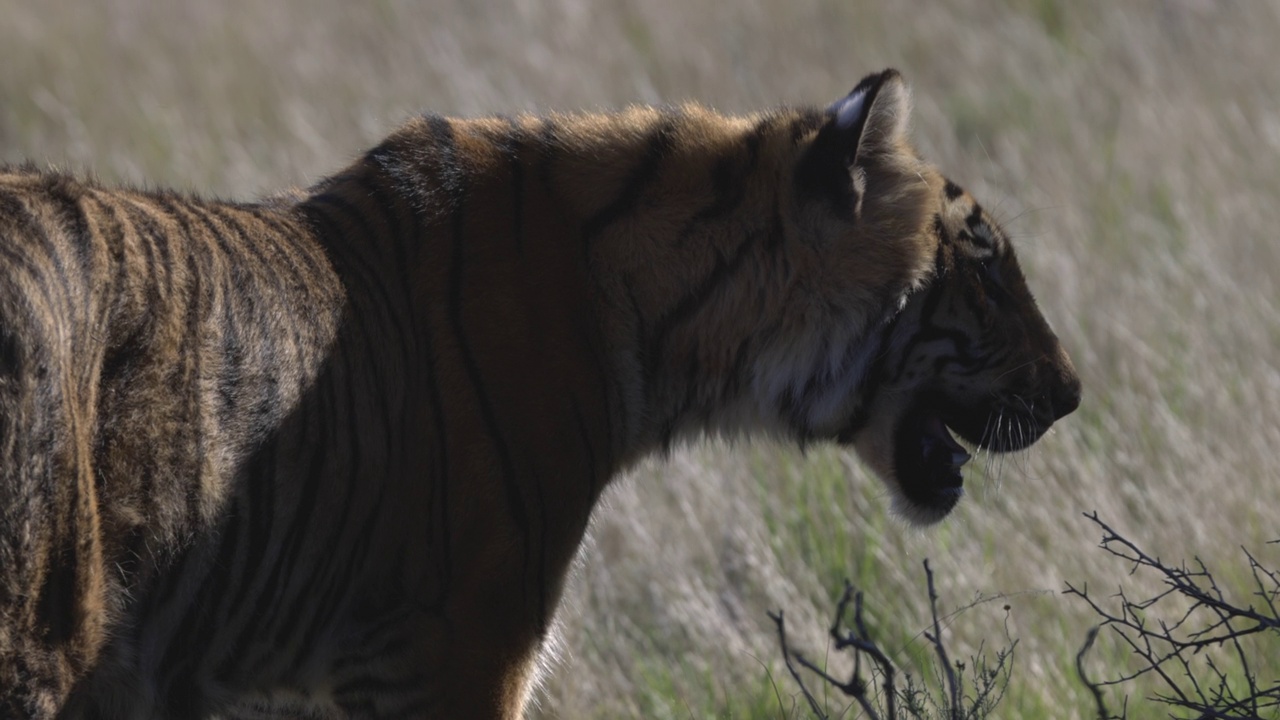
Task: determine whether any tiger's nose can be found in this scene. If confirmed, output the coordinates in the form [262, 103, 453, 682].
[1049, 374, 1082, 421]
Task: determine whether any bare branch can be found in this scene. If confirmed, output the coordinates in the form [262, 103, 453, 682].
[1070, 513, 1280, 720]
[768, 609, 831, 720]
[772, 562, 1016, 719]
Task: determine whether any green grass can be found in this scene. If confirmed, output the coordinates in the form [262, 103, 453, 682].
[630, 654, 801, 720]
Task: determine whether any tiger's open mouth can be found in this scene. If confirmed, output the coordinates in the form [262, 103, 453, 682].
[892, 397, 1054, 520]
[894, 406, 972, 519]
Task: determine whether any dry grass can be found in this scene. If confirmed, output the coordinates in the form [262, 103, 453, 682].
[3, 1, 1278, 717]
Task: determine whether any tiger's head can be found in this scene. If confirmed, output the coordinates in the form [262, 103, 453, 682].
[768, 70, 1081, 524]
[843, 179, 1082, 525]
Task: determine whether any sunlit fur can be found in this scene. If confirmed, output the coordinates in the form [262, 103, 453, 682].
[0, 70, 1078, 718]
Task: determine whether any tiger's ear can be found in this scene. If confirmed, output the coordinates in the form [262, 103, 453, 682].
[796, 69, 912, 217]
[823, 68, 911, 167]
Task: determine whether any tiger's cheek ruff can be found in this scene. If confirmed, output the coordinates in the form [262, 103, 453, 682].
[748, 320, 886, 438]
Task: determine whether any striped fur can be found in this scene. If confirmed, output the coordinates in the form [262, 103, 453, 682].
[0, 70, 1079, 718]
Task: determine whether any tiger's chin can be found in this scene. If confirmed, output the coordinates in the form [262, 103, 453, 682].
[848, 394, 1057, 525]
[886, 406, 973, 524]
[847, 400, 979, 526]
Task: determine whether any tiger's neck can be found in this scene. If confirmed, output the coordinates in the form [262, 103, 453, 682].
[318, 105, 875, 475]
[513, 106, 861, 456]
[563, 108, 806, 454]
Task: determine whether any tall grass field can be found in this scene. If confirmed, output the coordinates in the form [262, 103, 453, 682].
[2, 1, 1277, 717]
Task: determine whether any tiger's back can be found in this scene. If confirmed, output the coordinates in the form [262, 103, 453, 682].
[0, 70, 1080, 719]
[0, 167, 354, 713]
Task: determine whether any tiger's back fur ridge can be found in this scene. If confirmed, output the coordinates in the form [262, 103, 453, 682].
[0, 70, 1079, 718]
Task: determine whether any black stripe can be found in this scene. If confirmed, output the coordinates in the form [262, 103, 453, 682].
[193, 494, 260, 673]
[698, 121, 767, 221]
[659, 351, 703, 451]
[423, 115, 469, 201]
[235, 210, 356, 672]
[332, 671, 429, 702]
[0, 189, 73, 319]
[303, 186, 413, 477]
[355, 168, 417, 317]
[944, 179, 964, 200]
[442, 166, 541, 624]
[570, 397, 600, 501]
[534, 116, 561, 199]
[152, 196, 210, 526]
[87, 195, 128, 340]
[42, 177, 94, 324]
[501, 118, 528, 257]
[646, 228, 759, 437]
[236, 368, 332, 676]
[247, 205, 330, 291]
[529, 119, 619, 461]
[835, 320, 898, 441]
[580, 114, 678, 243]
[121, 198, 173, 319]
[765, 199, 787, 255]
[725, 337, 753, 400]
[574, 295, 619, 464]
[433, 117, 549, 624]
[94, 200, 153, 422]
[649, 235, 757, 359]
[932, 234, 949, 279]
[267, 348, 363, 657]
[963, 205, 992, 249]
[276, 255, 398, 657]
[304, 188, 411, 347]
[185, 204, 252, 430]
[675, 115, 772, 248]
[787, 109, 826, 144]
[210, 204, 297, 299]
[883, 276, 987, 385]
[204, 204, 273, 282]
[210, 208, 291, 439]
[624, 281, 652, 405]
[215, 440, 278, 679]
[156, 502, 244, 696]
[313, 181, 405, 461]
[357, 164, 428, 499]
[414, 219, 453, 615]
[298, 431, 394, 666]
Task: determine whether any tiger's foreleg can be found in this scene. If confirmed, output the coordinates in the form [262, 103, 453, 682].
[322, 597, 542, 720]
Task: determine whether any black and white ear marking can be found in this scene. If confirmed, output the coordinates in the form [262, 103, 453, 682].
[830, 85, 870, 131]
[825, 69, 895, 155]
[829, 69, 910, 166]
[796, 69, 912, 219]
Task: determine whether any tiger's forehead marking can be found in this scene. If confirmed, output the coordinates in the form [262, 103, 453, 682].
[962, 206, 1002, 257]
[939, 180, 1003, 259]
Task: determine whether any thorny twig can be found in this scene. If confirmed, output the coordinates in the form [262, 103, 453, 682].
[771, 560, 1016, 719]
[1068, 512, 1280, 720]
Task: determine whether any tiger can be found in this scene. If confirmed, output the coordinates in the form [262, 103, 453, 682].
[0, 69, 1080, 718]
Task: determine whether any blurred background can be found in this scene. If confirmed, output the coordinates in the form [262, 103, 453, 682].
[3, 1, 1278, 717]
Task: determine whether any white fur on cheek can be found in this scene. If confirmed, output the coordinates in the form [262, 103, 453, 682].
[748, 320, 884, 434]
